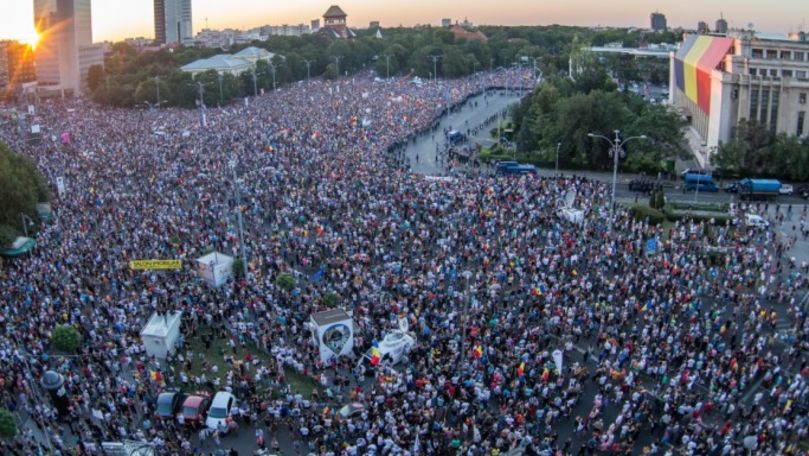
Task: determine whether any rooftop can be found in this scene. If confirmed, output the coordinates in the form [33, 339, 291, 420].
[323, 5, 347, 18]
[140, 311, 182, 337]
[311, 308, 351, 326]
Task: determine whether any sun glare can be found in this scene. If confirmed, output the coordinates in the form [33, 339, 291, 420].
[24, 29, 40, 50]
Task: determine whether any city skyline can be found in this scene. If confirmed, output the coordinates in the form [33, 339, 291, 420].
[3, 0, 808, 44]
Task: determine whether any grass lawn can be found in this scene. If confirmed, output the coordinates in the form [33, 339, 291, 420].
[176, 326, 322, 399]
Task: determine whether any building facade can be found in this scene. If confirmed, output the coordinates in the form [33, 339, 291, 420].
[154, 0, 193, 45]
[650, 12, 667, 32]
[0, 41, 37, 95]
[34, 0, 92, 95]
[670, 32, 809, 155]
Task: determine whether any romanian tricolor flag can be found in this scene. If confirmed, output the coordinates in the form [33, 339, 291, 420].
[370, 346, 381, 366]
[517, 362, 525, 377]
[150, 370, 162, 382]
[673, 35, 735, 114]
[473, 345, 483, 359]
[541, 368, 550, 383]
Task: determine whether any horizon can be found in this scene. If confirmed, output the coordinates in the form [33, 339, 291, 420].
[3, 0, 807, 44]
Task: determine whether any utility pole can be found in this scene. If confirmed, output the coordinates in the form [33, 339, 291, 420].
[217, 73, 223, 106]
[155, 76, 160, 108]
[555, 142, 562, 177]
[381, 54, 391, 79]
[333, 56, 343, 78]
[229, 156, 249, 282]
[270, 64, 277, 91]
[430, 55, 441, 82]
[16, 345, 55, 454]
[304, 59, 312, 83]
[251, 67, 258, 96]
[472, 60, 477, 75]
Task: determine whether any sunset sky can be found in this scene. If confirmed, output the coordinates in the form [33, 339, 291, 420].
[3, 0, 807, 43]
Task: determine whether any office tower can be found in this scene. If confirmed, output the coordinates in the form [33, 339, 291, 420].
[154, 0, 193, 45]
[34, 0, 92, 95]
[650, 12, 667, 32]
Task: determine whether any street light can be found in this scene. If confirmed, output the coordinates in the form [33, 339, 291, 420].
[20, 213, 34, 238]
[303, 59, 312, 83]
[333, 56, 343, 78]
[228, 156, 249, 283]
[457, 270, 473, 384]
[554, 142, 562, 177]
[588, 130, 647, 234]
[430, 55, 442, 82]
[380, 54, 391, 79]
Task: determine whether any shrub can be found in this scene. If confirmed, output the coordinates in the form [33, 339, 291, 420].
[323, 292, 338, 308]
[232, 258, 245, 277]
[276, 273, 296, 292]
[52, 324, 81, 353]
[0, 408, 16, 439]
[0, 224, 17, 250]
[629, 205, 666, 225]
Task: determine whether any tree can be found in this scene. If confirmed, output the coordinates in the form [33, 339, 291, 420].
[232, 258, 245, 277]
[0, 409, 16, 439]
[276, 273, 296, 292]
[323, 292, 338, 308]
[51, 324, 81, 352]
[0, 142, 48, 248]
[87, 64, 105, 92]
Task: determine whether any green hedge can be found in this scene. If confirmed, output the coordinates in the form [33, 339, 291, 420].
[629, 205, 666, 225]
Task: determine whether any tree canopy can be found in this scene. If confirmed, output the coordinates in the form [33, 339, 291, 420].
[714, 120, 809, 180]
[91, 25, 679, 108]
[0, 142, 48, 248]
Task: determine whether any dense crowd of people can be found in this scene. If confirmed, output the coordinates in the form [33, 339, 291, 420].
[0, 67, 807, 456]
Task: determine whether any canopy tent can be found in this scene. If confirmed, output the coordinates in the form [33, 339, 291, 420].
[1, 237, 35, 258]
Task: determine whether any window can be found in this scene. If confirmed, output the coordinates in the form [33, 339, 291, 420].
[749, 68, 757, 76]
[750, 88, 759, 121]
[798, 111, 806, 136]
[752, 48, 764, 58]
[795, 52, 805, 61]
[760, 89, 770, 123]
[800, 93, 807, 104]
[770, 69, 779, 77]
[780, 50, 792, 59]
[798, 71, 808, 80]
[766, 50, 778, 59]
[783, 70, 793, 78]
[769, 90, 779, 132]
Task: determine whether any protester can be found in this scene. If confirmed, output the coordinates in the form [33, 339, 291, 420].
[0, 67, 806, 456]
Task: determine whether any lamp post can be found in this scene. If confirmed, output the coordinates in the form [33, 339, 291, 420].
[20, 213, 33, 238]
[457, 270, 473, 385]
[588, 130, 647, 234]
[333, 56, 343, 78]
[304, 59, 312, 83]
[430, 55, 441, 82]
[381, 54, 391, 79]
[228, 156, 249, 282]
[154, 76, 161, 108]
[217, 73, 223, 106]
[555, 142, 562, 177]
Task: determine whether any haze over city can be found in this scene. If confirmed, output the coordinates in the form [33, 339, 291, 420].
[3, 0, 808, 43]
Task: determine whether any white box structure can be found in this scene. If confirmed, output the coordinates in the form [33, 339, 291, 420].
[140, 311, 182, 359]
[195, 252, 234, 287]
[310, 309, 354, 363]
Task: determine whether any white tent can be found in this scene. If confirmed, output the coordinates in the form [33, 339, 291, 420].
[559, 207, 584, 225]
[195, 252, 233, 287]
[310, 309, 354, 363]
[140, 311, 182, 359]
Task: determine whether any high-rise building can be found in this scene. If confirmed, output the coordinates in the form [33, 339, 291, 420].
[311, 19, 320, 32]
[441, 19, 452, 28]
[715, 14, 728, 34]
[0, 41, 37, 95]
[697, 21, 710, 34]
[650, 12, 667, 32]
[34, 0, 92, 95]
[670, 31, 809, 155]
[154, 0, 193, 45]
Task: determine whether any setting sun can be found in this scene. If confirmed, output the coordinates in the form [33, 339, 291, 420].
[24, 28, 40, 50]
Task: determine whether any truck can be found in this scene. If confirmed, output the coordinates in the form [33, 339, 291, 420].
[497, 164, 537, 176]
[683, 173, 718, 192]
[738, 178, 781, 200]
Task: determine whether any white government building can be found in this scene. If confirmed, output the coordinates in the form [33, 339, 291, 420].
[670, 30, 809, 162]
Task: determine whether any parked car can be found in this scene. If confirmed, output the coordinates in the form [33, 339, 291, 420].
[155, 391, 185, 421]
[182, 394, 211, 427]
[780, 184, 794, 195]
[206, 392, 238, 431]
[723, 182, 739, 193]
[744, 213, 770, 229]
[338, 402, 366, 419]
[796, 184, 809, 198]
